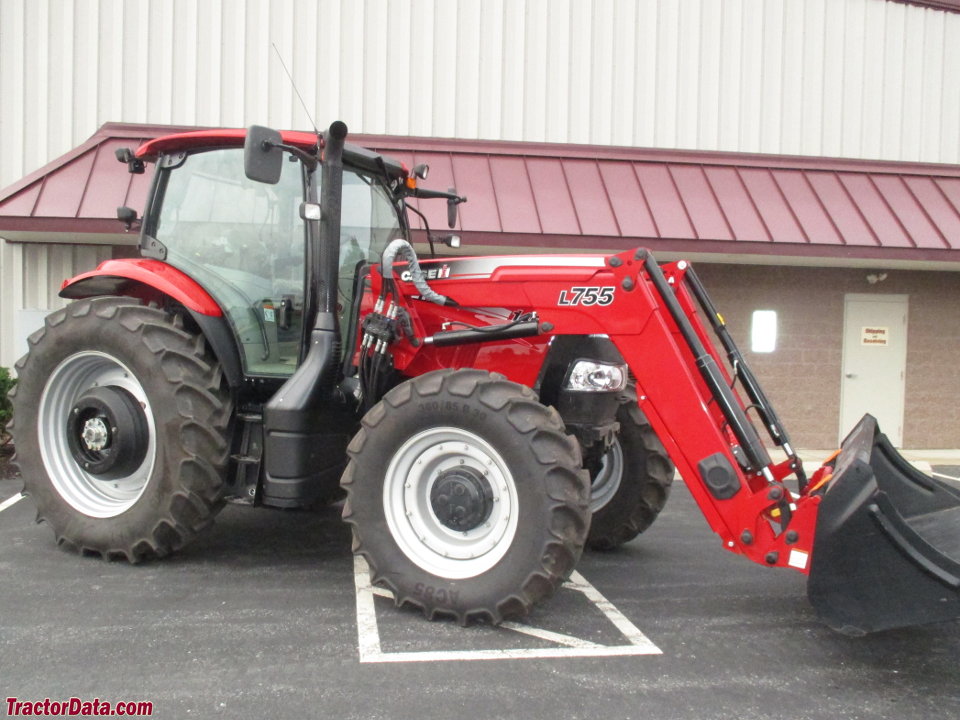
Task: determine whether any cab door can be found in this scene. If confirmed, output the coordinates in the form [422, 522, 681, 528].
[151, 148, 308, 377]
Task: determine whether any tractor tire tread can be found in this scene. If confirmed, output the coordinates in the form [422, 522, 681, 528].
[587, 402, 674, 551]
[342, 369, 589, 625]
[11, 297, 232, 563]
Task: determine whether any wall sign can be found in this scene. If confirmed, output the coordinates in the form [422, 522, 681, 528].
[861, 326, 890, 346]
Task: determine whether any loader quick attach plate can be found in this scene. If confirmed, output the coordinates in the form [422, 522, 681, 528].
[807, 414, 960, 635]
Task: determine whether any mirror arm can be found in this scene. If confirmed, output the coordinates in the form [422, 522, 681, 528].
[409, 187, 466, 204]
[265, 140, 319, 172]
[405, 202, 436, 258]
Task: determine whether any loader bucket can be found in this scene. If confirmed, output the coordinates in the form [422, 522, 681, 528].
[807, 414, 960, 635]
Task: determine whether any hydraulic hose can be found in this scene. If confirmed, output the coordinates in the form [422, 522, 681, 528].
[380, 238, 450, 306]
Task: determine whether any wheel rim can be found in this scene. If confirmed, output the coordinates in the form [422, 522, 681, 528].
[590, 438, 624, 513]
[38, 351, 157, 518]
[382, 427, 519, 580]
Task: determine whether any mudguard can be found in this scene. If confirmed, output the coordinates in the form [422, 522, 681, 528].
[59, 258, 222, 317]
[808, 414, 960, 635]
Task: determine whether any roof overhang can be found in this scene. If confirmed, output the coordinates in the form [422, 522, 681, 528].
[2, 122, 959, 271]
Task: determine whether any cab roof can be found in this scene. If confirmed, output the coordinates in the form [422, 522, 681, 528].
[135, 128, 408, 180]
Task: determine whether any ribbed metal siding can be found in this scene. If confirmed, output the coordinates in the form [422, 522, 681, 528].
[0, 242, 111, 367]
[2, 0, 960, 191]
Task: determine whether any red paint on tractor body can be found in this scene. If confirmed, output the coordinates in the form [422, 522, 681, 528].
[60, 258, 223, 317]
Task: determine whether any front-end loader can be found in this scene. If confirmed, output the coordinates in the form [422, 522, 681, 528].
[10, 122, 960, 634]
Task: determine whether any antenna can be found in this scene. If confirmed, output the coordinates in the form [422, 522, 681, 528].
[272, 42, 319, 135]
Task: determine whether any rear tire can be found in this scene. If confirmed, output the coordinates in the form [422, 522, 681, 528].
[10, 297, 232, 561]
[342, 369, 590, 624]
[587, 402, 674, 551]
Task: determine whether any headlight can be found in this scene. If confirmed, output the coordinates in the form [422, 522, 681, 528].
[564, 360, 627, 392]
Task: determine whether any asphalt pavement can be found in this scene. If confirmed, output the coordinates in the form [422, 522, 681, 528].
[1, 468, 958, 720]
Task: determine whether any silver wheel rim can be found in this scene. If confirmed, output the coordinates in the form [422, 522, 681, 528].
[38, 351, 157, 518]
[590, 437, 624, 513]
[383, 427, 519, 580]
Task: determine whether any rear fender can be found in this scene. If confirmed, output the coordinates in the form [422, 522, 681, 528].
[60, 258, 222, 316]
[59, 258, 243, 387]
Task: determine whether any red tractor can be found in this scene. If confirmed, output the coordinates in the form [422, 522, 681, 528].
[10, 122, 960, 634]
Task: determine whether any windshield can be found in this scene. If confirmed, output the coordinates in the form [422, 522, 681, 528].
[149, 147, 402, 376]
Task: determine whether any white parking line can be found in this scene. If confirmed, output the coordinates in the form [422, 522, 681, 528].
[0, 493, 25, 512]
[933, 472, 960, 483]
[354, 554, 662, 663]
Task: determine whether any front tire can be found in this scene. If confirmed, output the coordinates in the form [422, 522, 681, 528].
[587, 402, 674, 551]
[10, 297, 232, 561]
[342, 369, 590, 624]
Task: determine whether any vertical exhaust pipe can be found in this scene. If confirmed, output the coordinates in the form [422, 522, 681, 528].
[317, 121, 347, 326]
[261, 122, 352, 507]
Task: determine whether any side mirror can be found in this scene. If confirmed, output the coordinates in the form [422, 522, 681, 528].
[114, 147, 145, 174]
[244, 125, 284, 184]
[116, 206, 139, 231]
[447, 187, 461, 229]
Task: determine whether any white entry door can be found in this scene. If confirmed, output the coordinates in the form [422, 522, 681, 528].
[839, 294, 908, 446]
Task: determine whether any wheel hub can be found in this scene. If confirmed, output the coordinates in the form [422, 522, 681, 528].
[80, 417, 110, 452]
[66, 386, 149, 480]
[430, 467, 494, 532]
[383, 426, 520, 579]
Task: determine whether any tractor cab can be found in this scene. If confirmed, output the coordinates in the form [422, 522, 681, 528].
[133, 130, 409, 378]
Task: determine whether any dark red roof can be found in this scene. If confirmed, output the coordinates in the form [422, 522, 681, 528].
[892, 0, 960, 13]
[2, 122, 960, 266]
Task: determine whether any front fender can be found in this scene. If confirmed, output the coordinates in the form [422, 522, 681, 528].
[59, 258, 222, 317]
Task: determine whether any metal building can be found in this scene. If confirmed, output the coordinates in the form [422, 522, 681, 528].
[1, 0, 959, 448]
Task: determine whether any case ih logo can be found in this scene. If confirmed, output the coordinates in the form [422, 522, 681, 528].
[401, 264, 451, 282]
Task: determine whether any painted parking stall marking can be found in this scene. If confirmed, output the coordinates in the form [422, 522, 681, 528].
[353, 555, 662, 663]
[0, 493, 25, 512]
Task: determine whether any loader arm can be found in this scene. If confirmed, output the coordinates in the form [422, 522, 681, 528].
[372, 245, 960, 634]
[370, 247, 820, 572]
